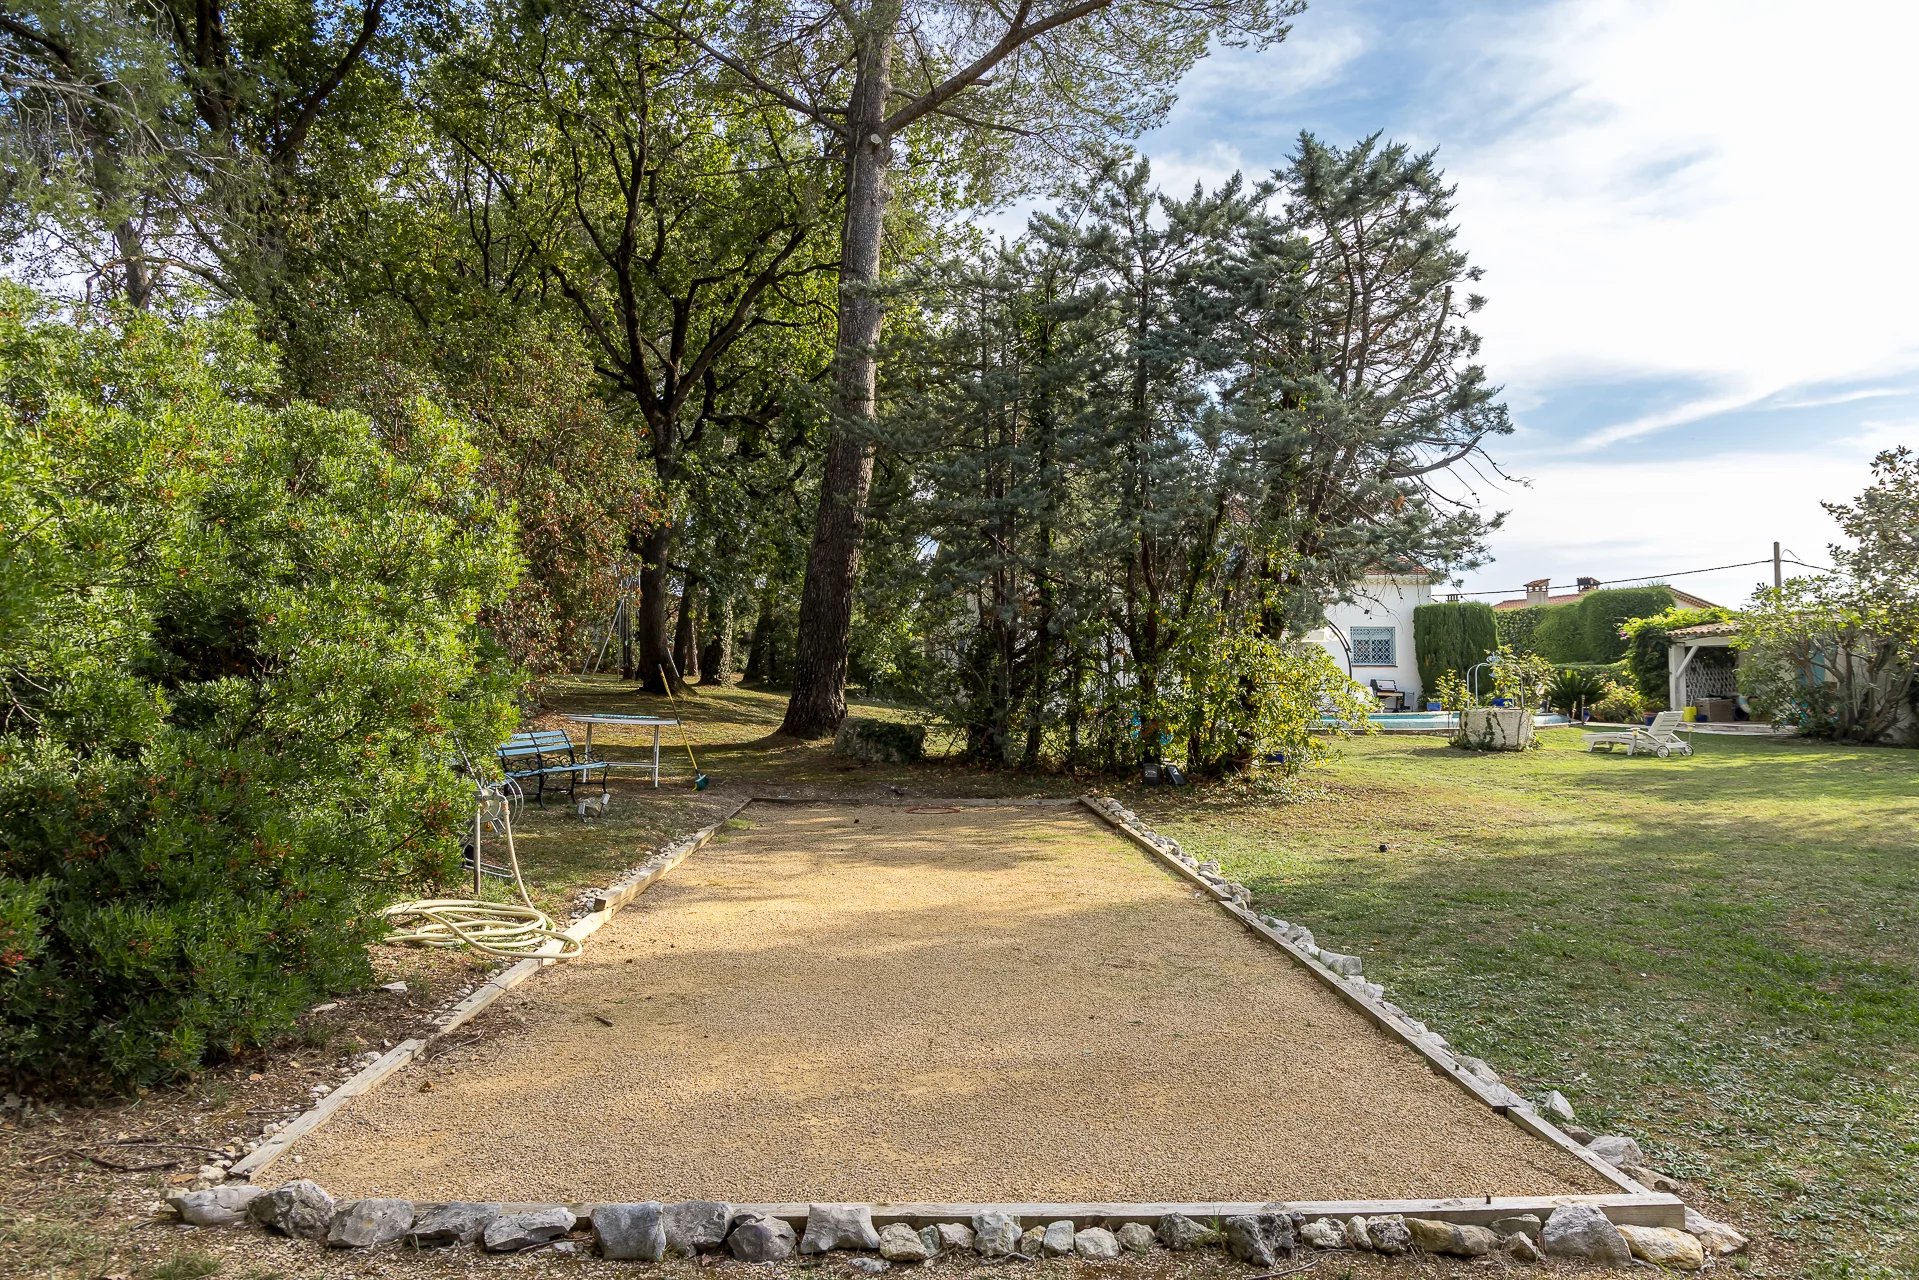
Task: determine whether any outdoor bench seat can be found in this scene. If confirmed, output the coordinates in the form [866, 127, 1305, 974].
[498, 729, 610, 806]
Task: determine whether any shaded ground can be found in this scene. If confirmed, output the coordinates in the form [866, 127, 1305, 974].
[293, 803, 1603, 1203]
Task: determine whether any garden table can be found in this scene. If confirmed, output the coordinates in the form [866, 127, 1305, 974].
[561, 714, 678, 788]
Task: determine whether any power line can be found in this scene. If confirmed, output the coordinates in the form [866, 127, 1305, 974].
[1453, 556, 1833, 599]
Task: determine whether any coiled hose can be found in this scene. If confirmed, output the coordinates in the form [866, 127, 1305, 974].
[382, 785, 583, 960]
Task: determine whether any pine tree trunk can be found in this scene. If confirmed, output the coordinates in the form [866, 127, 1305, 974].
[780, 13, 896, 739]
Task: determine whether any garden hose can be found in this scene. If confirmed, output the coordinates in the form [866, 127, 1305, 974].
[381, 780, 583, 960]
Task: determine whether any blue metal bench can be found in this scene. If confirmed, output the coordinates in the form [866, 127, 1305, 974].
[498, 729, 609, 807]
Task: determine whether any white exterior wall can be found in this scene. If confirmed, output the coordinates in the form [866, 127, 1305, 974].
[1309, 574, 1435, 706]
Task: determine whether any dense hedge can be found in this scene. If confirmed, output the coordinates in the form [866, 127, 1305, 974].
[1575, 586, 1677, 661]
[0, 289, 518, 1090]
[1494, 606, 1545, 654]
[1498, 587, 1679, 663]
[1413, 602, 1498, 697]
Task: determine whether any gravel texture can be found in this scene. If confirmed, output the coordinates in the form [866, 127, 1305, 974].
[291, 803, 1608, 1202]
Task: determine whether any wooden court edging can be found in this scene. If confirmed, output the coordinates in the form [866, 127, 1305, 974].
[231, 798, 749, 1182]
[1076, 794, 1684, 1230]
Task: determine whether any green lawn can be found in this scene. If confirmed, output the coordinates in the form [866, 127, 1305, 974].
[1135, 729, 1919, 1280]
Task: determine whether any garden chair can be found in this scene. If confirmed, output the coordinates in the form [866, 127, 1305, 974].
[1369, 678, 1407, 712]
[1583, 709, 1694, 758]
[497, 728, 611, 806]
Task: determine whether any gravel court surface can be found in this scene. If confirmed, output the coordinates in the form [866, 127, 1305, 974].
[292, 803, 1609, 1203]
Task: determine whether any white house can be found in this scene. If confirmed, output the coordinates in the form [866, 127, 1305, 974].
[1308, 569, 1437, 708]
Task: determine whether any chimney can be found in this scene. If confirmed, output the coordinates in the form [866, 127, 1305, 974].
[1524, 578, 1550, 606]
[1576, 576, 1600, 593]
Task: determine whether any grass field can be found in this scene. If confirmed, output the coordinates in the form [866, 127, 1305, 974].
[1136, 728, 1919, 1280]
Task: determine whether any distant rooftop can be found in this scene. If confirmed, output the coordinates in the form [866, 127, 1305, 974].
[1491, 575, 1721, 612]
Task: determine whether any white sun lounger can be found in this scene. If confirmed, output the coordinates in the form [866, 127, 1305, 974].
[1584, 709, 1694, 758]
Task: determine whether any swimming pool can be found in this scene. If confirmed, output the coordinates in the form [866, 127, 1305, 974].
[1317, 711, 1572, 732]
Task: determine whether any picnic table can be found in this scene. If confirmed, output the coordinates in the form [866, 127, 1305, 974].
[561, 714, 679, 788]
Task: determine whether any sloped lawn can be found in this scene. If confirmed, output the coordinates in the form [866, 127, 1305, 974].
[1139, 729, 1919, 1280]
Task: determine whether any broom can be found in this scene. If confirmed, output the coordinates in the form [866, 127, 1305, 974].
[658, 666, 710, 790]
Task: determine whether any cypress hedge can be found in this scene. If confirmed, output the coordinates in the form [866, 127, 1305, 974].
[1413, 602, 1499, 696]
[1497, 587, 1680, 663]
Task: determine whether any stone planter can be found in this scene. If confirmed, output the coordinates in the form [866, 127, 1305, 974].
[1456, 706, 1534, 751]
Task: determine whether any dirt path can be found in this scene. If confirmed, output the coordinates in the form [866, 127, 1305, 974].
[291, 803, 1608, 1203]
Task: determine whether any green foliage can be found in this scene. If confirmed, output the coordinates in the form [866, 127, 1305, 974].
[1494, 605, 1545, 654]
[1490, 647, 1556, 710]
[1739, 450, 1919, 745]
[1592, 680, 1649, 723]
[1413, 602, 1497, 698]
[1433, 670, 1475, 712]
[1741, 582, 1914, 744]
[1170, 604, 1379, 776]
[1620, 606, 1734, 704]
[1511, 586, 1679, 663]
[832, 718, 926, 765]
[894, 142, 1505, 774]
[0, 288, 517, 1090]
[1547, 667, 1609, 716]
[1528, 604, 1585, 662]
[1576, 586, 1677, 662]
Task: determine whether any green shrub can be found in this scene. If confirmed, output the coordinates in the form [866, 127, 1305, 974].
[1547, 667, 1608, 715]
[1432, 670, 1475, 712]
[1592, 680, 1648, 723]
[1508, 586, 1680, 663]
[1494, 606, 1545, 654]
[0, 287, 518, 1091]
[1413, 602, 1498, 698]
[1621, 606, 1734, 704]
[1529, 606, 1585, 662]
[1490, 647, 1556, 709]
[834, 717, 926, 764]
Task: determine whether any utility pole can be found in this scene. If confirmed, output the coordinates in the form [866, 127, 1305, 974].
[1773, 540, 1783, 591]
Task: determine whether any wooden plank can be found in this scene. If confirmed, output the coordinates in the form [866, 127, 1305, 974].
[1075, 796, 1646, 1199]
[590, 797, 750, 913]
[230, 1038, 425, 1179]
[433, 956, 546, 1036]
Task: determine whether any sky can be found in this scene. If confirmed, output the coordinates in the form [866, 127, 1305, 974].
[1128, 0, 1919, 610]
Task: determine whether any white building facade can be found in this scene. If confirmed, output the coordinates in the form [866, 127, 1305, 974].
[1308, 570, 1437, 707]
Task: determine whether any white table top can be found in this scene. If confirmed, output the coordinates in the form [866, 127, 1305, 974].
[561, 714, 679, 726]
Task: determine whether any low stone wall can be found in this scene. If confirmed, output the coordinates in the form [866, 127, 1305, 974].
[166, 1186, 1748, 1271]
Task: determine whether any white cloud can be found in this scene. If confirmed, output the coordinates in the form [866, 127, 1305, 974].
[1145, 141, 1249, 196]
[1450, 438, 1894, 608]
[1439, 0, 1919, 448]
